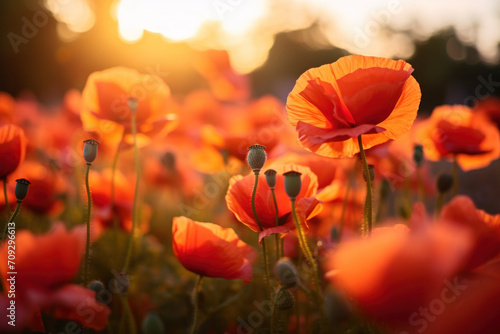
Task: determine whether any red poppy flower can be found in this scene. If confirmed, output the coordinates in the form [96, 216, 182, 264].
[226, 164, 322, 241]
[415, 105, 500, 170]
[286, 55, 421, 158]
[0, 123, 26, 179]
[172, 216, 257, 280]
[0, 224, 110, 330]
[474, 95, 500, 129]
[81, 66, 178, 147]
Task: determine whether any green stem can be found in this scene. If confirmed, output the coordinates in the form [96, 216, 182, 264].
[435, 193, 444, 219]
[251, 172, 263, 231]
[190, 275, 203, 334]
[338, 168, 355, 239]
[120, 296, 136, 334]
[291, 200, 325, 329]
[84, 163, 92, 285]
[357, 135, 373, 236]
[2, 201, 21, 241]
[271, 188, 282, 259]
[111, 132, 124, 240]
[452, 155, 459, 196]
[123, 112, 141, 273]
[3, 178, 10, 216]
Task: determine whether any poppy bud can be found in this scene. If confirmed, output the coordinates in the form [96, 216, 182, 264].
[88, 280, 109, 304]
[128, 97, 139, 113]
[83, 139, 99, 164]
[275, 288, 295, 310]
[141, 313, 165, 334]
[88, 280, 105, 294]
[14, 178, 30, 201]
[264, 169, 277, 189]
[275, 258, 300, 289]
[362, 164, 375, 182]
[413, 144, 424, 167]
[283, 171, 302, 201]
[437, 173, 453, 194]
[161, 151, 176, 171]
[247, 145, 267, 172]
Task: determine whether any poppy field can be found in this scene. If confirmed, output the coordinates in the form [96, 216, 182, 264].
[1, 2, 500, 334]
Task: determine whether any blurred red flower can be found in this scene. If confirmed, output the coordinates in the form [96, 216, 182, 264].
[0, 123, 26, 180]
[415, 105, 500, 170]
[81, 66, 177, 147]
[226, 164, 322, 241]
[0, 224, 110, 331]
[172, 216, 257, 280]
[286, 55, 421, 158]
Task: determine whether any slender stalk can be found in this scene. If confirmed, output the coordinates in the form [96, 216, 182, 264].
[251, 172, 263, 231]
[435, 193, 444, 219]
[123, 112, 141, 273]
[190, 275, 203, 334]
[452, 155, 459, 196]
[3, 178, 10, 216]
[84, 163, 92, 285]
[2, 201, 21, 241]
[291, 200, 325, 329]
[111, 132, 124, 240]
[338, 168, 355, 239]
[271, 188, 282, 259]
[357, 135, 373, 235]
[120, 296, 136, 334]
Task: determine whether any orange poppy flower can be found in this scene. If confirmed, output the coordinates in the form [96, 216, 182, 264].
[0, 224, 110, 330]
[286, 55, 421, 158]
[0, 123, 26, 180]
[474, 95, 500, 128]
[415, 105, 500, 171]
[81, 66, 177, 147]
[226, 164, 322, 241]
[172, 216, 257, 280]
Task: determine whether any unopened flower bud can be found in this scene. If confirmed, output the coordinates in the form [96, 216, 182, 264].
[15, 178, 30, 201]
[128, 97, 138, 113]
[88, 280, 107, 304]
[247, 145, 267, 172]
[362, 164, 375, 182]
[264, 169, 277, 189]
[283, 171, 302, 200]
[83, 139, 99, 164]
[88, 280, 105, 294]
[437, 173, 453, 194]
[275, 288, 295, 310]
[141, 313, 165, 334]
[413, 144, 424, 167]
[275, 258, 300, 289]
[161, 151, 176, 171]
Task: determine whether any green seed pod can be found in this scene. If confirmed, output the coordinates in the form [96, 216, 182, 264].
[83, 139, 99, 164]
[437, 173, 453, 194]
[283, 171, 301, 200]
[275, 258, 300, 289]
[275, 288, 295, 310]
[128, 97, 139, 112]
[141, 313, 165, 334]
[264, 169, 277, 189]
[247, 145, 267, 172]
[14, 178, 30, 201]
[413, 144, 424, 167]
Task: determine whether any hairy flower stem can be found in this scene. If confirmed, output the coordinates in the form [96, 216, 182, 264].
[84, 163, 92, 285]
[3, 178, 10, 216]
[358, 135, 373, 236]
[1, 201, 21, 241]
[291, 200, 325, 330]
[123, 111, 141, 273]
[452, 156, 459, 196]
[271, 188, 282, 259]
[190, 276, 203, 334]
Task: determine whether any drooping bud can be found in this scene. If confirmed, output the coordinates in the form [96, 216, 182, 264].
[264, 169, 277, 189]
[128, 97, 139, 113]
[83, 139, 99, 164]
[14, 178, 30, 201]
[275, 258, 300, 289]
[161, 151, 176, 171]
[362, 164, 375, 182]
[88, 280, 108, 304]
[437, 173, 453, 194]
[413, 144, 424, 167]
[275, 288, 295, 310]
[283, 171, 301, 201]
[247, 145, 267, 172]
[141, 313, 165, 334]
